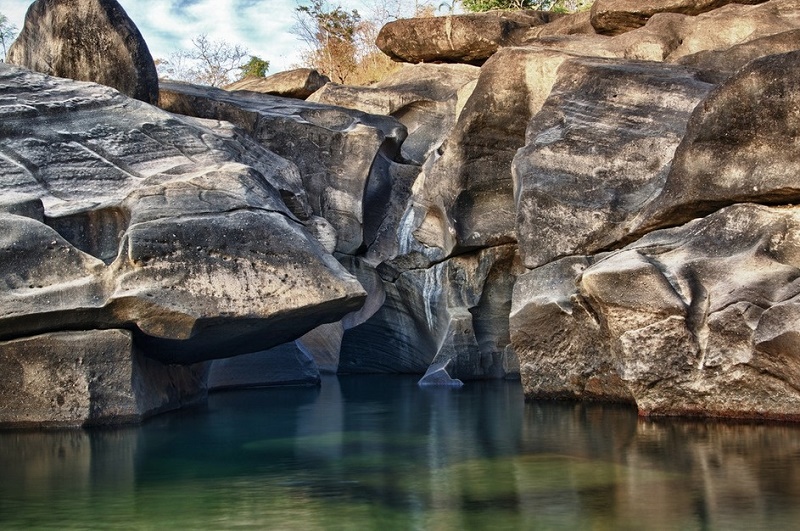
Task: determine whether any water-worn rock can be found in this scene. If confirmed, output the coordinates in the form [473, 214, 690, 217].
[207, 344, 320, 390]
[394, 47, 591, 266]
[225, 68, 330, 99]
[341, 245, 523, 380]
[159, 81, 407, 255]
[308, 63, 480, 164]
[590, 0, 768, 36]
[640, 50, 800, 232]
[376, 11, 560, 65]
[6, 0, 158, 104]
[0, 330, 207, 428]
[512, 204, 800, 420]
[513, 56, 713, 268]
[0, 64, 366, 365]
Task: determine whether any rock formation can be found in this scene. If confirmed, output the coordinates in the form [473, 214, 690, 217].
[225, 68, 330, 100]
[0, 64, 366, 425]
[6, 0, 800, 424]
[6, 0, 159, 104]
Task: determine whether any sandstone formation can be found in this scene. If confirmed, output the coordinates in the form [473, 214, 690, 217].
[0, 64, 366, 371]
[6, 0, 159, 104]
[376, 10, 560, 64]
[590, 0, 769, 36]
[225, 68, 330, 100]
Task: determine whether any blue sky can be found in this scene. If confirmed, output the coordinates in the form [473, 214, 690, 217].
[3, 0, 404, 72]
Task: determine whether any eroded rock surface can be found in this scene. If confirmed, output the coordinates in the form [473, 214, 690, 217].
[513, 56, 713, 268]
[225, 68, 330, 99]
[0, 64, 366, 367]
[0, 330, 207, 428]
[159, 81, 407, 255]
[6, 0, 158, 104]
[512, 204, 800, 420]
[590, 0, 768, 36]
[376, 11, 560, 64]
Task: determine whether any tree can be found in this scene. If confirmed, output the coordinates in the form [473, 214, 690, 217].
[461, 0, 591, 12]
[294, 0, 361, 84]
[240, 56, 270, 78]
[160, 34, 252, 87]
[0, 12, 18, 60]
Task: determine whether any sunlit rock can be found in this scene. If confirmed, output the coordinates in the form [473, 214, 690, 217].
[225, 68, 330, 99]
[0, 64, 366, 366]
[6, 0, 158, 104]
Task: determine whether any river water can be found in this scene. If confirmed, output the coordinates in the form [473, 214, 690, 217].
[1, 375, 799, 529]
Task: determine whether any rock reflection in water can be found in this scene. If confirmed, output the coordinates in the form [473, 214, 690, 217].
[0, 376, 799, 529]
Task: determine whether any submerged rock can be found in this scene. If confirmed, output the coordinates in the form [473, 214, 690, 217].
[6, 0, 158, 104]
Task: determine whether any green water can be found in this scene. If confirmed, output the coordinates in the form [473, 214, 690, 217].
[1, 376, 799, 530]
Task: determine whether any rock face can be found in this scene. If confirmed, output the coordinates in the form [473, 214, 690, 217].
[308, 63, 480, 164]
[6, 0, 159, 104]
[513, 56, 713, 268]
[590, 0, 769, 36]
[0, 64, 366, 371]
[512, 204, 800, 420]
[225, 68, 330, 100]
[376, 11, 560, 64]
[0, 330, 207, 428]
[158, 81, 407, 255]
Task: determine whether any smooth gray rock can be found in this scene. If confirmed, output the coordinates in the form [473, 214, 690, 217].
[418, 359, 464, 387]
[308, 63, 480, 165]
[639, 49, 800, 233]
[6, 0, 158, 104]
[225, 68, 330, 99]
[590, 0, 768, 36]
[512, 204, 800, 420]
[376, 11, 560, 65]
[513, 56, 712, 268]
[341, 245, 523, 380]
[207, 344, 320, 390]
[158, 80, 407, 255]
[0, 329, 207, 428]
[0, 64, 366, 365]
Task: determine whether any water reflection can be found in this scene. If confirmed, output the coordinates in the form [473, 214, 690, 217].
[1, 376, 799, 529]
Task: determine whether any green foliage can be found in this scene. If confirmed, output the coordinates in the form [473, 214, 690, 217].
[160, 34, 255, 87]
[460, 0, 591, 13]
[294, 0, 362, 83]
[240, 56, 270, 78]
[0, 12, 19, 60]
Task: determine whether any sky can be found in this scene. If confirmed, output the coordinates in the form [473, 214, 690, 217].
[2, 0, 397, 73]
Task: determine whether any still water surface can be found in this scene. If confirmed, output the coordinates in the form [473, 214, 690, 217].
[1, 376, 800, 530]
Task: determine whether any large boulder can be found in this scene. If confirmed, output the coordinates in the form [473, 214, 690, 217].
[512, 204, 800, 420]
[225, 68, 330, 100]
[590, 0, 768, 36]
[0, 64, 366, 366]
[158, 81, 408, 255]
[376, 11, 560, 65]
[640, 49, 800, 232]
[6, 0, 158, 104]
[513, 56, 713, 268]
[0, 330, 207, 428]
